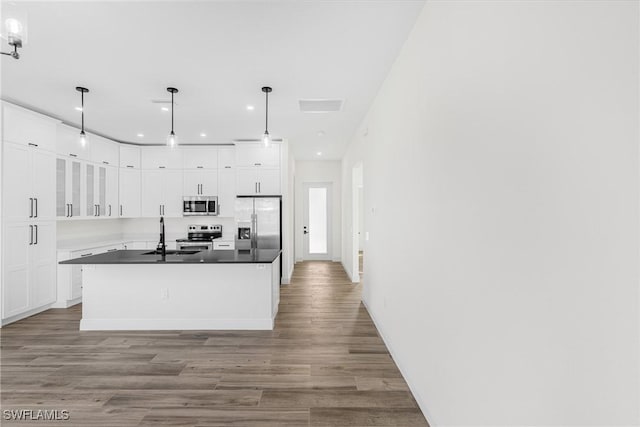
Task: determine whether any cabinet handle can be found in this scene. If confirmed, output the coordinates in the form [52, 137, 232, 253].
[34, 225, 38, 245]
[109, 205, 112, 216]
[197, 166, 204, 169]
[29, 225, 33, 245]
[69, 153, 77, 158]
[255, 182, 257, 193]
[162, 205, 165, 215]
[254, 163, 262, 166]
[80, 252, 93, 257]
[126, 165, 134, 168]
[34, 198, 38, 218]
[29, 198, 33, 218]
[120, 205, 123, 216]
[159, 166, 166, 169]
[70, 203, 73, 217]
[107, 248, 118, 252]
[28, 142, 38, 147]
[218, 244, 230, 247]
[258, 182, 261, 193]
[103, 161, 109, 165]
[225, 166, 231, 169]
[66, 203, 70, 217]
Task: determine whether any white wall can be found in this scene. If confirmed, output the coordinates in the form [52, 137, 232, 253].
[342, 1, 640, 425]
[283, 144, 296, 282]
[295, 160, 341, 261]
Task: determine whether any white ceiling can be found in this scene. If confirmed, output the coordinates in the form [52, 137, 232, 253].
[1, 1, 425, 160]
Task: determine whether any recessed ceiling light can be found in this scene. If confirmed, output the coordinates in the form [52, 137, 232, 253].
[74, 106, 83, 111]
[317, 131, 325, 137]
[161, 107, 169, 112]
[246, 105, 255, 111]
[200, 133, 207, 137]
[317, 151, 322, 156]
[137, 133, 144, 138]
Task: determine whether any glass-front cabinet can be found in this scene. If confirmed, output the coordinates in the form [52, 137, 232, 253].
[56, 157, 83, 218]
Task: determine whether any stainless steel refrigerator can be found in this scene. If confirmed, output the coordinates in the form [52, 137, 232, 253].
[235, 196, 281, 251]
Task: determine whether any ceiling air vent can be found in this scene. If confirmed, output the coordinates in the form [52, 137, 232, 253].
[150, 99, 179, 106]
[299, 99, 344, 113]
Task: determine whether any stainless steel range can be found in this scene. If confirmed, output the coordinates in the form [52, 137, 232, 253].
[176, 224, 222, 251]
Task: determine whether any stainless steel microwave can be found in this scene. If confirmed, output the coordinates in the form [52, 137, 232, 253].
[183, 196, 218, 216]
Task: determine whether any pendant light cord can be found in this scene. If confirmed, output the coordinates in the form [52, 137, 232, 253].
[81, 91, 85, 132]
[265, 90, 269, 133]
[171, 91, 174, 134]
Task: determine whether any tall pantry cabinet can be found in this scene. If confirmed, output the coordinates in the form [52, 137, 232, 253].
[1, 102, 59, 323]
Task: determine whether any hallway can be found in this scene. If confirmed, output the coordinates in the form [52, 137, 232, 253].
[0, 261, 427, 426]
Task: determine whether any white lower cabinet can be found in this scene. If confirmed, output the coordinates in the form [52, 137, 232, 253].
[2, 221, 57, 322]
[55, 243, 128, 308]
[213, 240, 235, 250]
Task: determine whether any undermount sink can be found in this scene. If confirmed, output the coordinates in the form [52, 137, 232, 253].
[142, 250, 201, 255]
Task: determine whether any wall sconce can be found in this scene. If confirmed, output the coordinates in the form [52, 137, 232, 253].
[1, 6, 27, 60]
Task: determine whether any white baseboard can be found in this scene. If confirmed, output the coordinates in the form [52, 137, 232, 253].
[50, 297, 82, 309]
[1, 303, 54, 327]
[362, 299, 433, 426]
[80, 317, 275, 331]
[342, 260, 359, 283]
[281, 264, 294, 285]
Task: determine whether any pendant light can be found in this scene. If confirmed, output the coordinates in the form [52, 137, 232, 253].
[166, 87, 179, 147]
[76, 86, 89, 147]
[261, 86, 272, 147]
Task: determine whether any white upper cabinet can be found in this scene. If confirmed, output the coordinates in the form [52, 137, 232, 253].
[2, 102, 58, 152]
[141, 169, 183, 217]
[218, 147, 236, 169]
[235, 143, 280, 168]
[141, 147, 183, 169]
[57, 124, 91, 160]
[3, 142, 56, 222]
[183, 170, 218, 196]
[183, 147, 218, 169]
[119, 168, 141, 218]
[56, 157, 83, 218]
[120, 145, 141, 169]
[236, 167, 280, 195]
[89, 135, 119, 166]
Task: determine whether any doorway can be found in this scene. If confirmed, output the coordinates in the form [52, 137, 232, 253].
[303, 182, 332, 260]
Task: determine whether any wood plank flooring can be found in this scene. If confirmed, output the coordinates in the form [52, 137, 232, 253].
[0, 261, 428, 426]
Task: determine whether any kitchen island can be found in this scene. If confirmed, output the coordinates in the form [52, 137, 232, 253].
[60, 249, 281, 331]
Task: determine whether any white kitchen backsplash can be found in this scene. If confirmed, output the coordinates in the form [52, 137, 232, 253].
[57, 219, 123, 242]
[120, 217, 237, 241]
[57, 216, 238, 246]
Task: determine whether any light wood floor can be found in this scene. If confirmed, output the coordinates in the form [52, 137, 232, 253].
[0, 261, 428, 427]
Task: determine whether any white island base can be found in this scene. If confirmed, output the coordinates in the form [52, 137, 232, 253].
[80, 259, 280, 331]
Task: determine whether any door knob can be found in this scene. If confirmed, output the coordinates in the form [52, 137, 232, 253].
[303, 226, 308, 235]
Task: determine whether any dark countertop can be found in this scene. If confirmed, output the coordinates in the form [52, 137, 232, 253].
[60, 249, 282, 265]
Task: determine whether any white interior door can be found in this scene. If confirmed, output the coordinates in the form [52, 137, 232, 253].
[303, 183, 331, 260]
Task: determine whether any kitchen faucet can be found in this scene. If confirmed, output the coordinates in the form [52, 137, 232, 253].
[157, 216, 166, 258]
